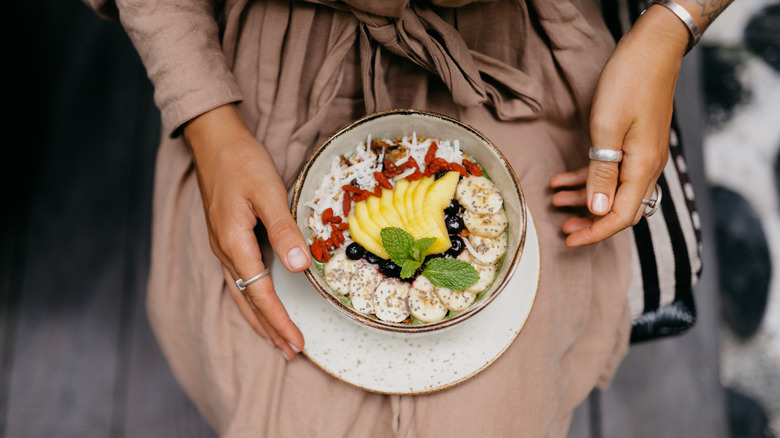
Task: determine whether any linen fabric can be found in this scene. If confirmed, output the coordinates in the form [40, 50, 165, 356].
[84, 0, 633, 436]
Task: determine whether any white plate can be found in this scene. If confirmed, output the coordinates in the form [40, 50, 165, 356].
[272, 209, 540, 395]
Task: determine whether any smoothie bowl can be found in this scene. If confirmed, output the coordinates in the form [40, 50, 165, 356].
[291, 110, 526, 335]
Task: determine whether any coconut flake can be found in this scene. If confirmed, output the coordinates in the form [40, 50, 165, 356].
[393, 168, 417, 181]
[463, 236, 494, 265]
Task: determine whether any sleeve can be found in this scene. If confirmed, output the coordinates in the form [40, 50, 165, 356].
[83, 0, 244, 137]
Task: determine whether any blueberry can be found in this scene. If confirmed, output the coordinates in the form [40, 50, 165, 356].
[446, 235, 465, 257]
[364, 252, 381, 264]
[435, 170, 448, 180]
[379, 259, 402, 278]
[444, 199, 460, 216]
[445, 215, 465, 234]
[345, 242, 365, 260]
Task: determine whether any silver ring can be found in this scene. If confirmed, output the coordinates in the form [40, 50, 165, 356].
[235, 268, 271, 291]
[641, 184, 662, 217]
[588, 147, 623, 163]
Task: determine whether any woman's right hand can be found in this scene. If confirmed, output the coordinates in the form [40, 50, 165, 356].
[183, 103, 309, 360]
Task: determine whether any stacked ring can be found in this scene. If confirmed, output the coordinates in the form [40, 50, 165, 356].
[641, 184, 662, 217]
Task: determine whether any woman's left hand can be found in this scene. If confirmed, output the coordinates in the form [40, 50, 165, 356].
[550, 5, 691, 247]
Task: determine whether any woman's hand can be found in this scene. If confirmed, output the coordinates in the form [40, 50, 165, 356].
[183, 104, 309, 360]
[550, 5, 691, 247]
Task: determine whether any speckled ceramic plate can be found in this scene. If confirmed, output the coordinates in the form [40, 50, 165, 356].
[271, 207, 540, 395]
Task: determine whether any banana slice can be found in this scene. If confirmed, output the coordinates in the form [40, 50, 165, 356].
[456, 251, 497, 293]
[434, 286, 477, 311]
[323, 249, 360, 295]
[462, 208, 508, 238]
[455, 176, 503, 215]
[467, 233, 507, 265]
[408, 276, 448, 323]
[349, 263, 383, 314]
[373, 280, 411, 323]
[466, 262, 497, 294]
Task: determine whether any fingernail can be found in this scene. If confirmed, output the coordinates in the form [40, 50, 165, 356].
[592, 193, 609, 215]
[288, 342, 301, 353]
[287, 247, 308, 271]
[281, 350, 293, 361]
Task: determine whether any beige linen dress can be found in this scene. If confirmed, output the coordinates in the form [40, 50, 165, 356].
[85, 0, 632, 436]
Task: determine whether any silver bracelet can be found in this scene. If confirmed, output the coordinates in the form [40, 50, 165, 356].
[647, 0, 702, 53]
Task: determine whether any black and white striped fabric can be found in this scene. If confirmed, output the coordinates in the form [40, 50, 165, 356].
[627, 125, 703, 342]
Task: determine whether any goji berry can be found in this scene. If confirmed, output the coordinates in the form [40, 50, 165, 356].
[383, 167, 403, 178]
[462, 159, 482, 176]
[329, 216, 342, 224]
[448, 162, 468, 177]
[374, 171, 393, 190]
[406, 170, 424, 181]
[342, 192, 352, 216]
[424, 142, 438, 165]
[322, 208, 333, 224]
[333, 229, 345, 244]
[338, 222, 349, 231]
[342, 184, 363, 194]
[311, 240, 323, 262]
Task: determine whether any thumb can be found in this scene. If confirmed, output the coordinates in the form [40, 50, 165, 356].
[253, 183, 311, 274]
[586, 147, 622, 216]
[250, 149, 311, 274]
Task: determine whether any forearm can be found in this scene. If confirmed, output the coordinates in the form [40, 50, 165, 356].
[113, 0, 243, 136]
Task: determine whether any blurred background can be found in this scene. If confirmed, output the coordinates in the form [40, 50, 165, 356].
[0, 1, 778, 437]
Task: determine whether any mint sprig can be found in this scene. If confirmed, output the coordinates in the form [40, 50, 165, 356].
[380, 227, 416, 266]
[379, 227, 478, 289]
[400, 260, 422, 278]
[420, 257, 480, 290]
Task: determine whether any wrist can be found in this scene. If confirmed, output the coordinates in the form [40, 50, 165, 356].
[627, 4, 690, 59]
[183, 103, 254, 159]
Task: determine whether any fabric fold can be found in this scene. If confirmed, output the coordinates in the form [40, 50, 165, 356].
[305, 0, 544, 121]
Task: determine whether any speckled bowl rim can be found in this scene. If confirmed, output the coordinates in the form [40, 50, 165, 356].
[291, 109, 526, 335]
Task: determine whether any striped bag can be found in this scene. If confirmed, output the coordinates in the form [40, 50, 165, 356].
[627, 123, 703, 342]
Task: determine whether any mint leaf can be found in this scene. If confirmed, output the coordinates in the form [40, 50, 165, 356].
[380, 227, 415, 266]
[400, 259, 422, 279]
[422, 258, 480, 290]
[410, 237, 436, 262]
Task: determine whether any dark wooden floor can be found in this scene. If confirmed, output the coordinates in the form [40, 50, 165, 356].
[1, 2, 214, 437]
[0, 2, 727, 437]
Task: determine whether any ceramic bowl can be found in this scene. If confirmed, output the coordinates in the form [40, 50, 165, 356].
[291, 109, 526, 335]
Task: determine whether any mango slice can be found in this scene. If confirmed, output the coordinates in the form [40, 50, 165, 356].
[347, 171, 461, 258]
[380, 188, 405, 228]
[347, 213, 389, 259]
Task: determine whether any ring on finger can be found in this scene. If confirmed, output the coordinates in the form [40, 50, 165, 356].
[641, 184, 662, 217]
[588, 147, 623, 163]
[236, 268, 271, 291]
